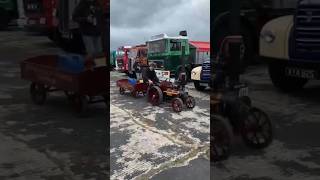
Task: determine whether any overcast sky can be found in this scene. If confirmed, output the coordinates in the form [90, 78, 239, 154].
[110, 0, 210, 50]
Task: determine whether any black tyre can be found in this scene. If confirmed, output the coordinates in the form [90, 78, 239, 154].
[185, 96, 196, 109]
[211, 117, 232, 162]
[268, 62, 308, 91]
[194, 81, 206, 91]
[241, 107, 273, 149]
[172, 98, 183, 112]
[131, 90, 139, 98]
[119, 87, 125, 95]
[30, 83, 47, 105]
[148, 86, 163, 106]
[72, 95, 88, 114]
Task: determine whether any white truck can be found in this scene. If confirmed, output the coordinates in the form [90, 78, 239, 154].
[260, 0, 320, 91]
[191, 0, 298, 91]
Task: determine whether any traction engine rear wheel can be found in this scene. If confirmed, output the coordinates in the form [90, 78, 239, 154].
[148, 86, 163, 106]
[30, 83, 47, 105]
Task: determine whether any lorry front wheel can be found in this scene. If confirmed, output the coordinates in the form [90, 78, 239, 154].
[268, 62, 308, 91]
[194, 81, 206, 91]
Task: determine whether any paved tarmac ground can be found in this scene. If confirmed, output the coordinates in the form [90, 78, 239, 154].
[110, 71, 210, 180]
[2, 28, 320, 180]
[0, 29, 108, 179]
[213, 65, 320, 180]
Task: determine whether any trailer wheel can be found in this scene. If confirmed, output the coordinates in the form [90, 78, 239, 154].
[241, 107, 273, 149]
[194, 81, 206, 91]
[73, 95, 88, 114]
[30, 83, 47, 105]
[268, 62, 308, 91]
[119, 87, 125, 95]
[185, 96, 196, 109]
[131, 90, 139, 98]
[172, 98, 183, 112]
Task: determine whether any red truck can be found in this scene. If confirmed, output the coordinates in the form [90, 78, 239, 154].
[24, 0, 108, 54]
[116, 46, 131, 73]
[23, 0, 84, 53]
[23, 0, 58, 39]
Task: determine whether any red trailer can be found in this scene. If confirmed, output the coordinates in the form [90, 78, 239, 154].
[20, 55, 107, 113]
[116, 79, 148, 97]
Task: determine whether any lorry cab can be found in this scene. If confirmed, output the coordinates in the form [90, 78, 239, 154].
[116, 46, 131, 73]
[128, 45, 148, 71]
[191, 59, 211, 91]
[146, 33, 190, 80]
[23, 0, 58, 34]
[260, 0, 320, 91]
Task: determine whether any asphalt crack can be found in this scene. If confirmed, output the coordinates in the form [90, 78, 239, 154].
[111, 104, 209, 179]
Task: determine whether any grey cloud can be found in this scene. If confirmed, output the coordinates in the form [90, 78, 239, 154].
[110, 0, 210, 50]
[111, 0, 183, 28]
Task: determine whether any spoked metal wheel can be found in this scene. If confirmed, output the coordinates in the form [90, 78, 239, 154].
[72, 95, 88, 114]
[119, 87, 125, 95]
[185, 96, 196, 109]
[211, 117, 232, 162]
[148, 86, 163, 106]
[30, 83, 47, 105]
[172, 97, 183, 112]
[241, 107, 273, 149]
[131, 90, 139, 98]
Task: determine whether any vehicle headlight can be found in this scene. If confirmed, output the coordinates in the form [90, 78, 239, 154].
[261, 30, 276, 43]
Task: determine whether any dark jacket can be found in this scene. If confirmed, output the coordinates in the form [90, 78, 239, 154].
[72, 0, 104, 36]
[142, 67, 159, 83]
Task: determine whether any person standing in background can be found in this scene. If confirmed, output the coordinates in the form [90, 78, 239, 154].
[73, 0, 104, 70]
[99, 0, 108, 51]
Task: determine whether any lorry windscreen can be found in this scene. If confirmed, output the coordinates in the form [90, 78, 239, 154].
[149, 60, 164, 69]
[170, 40, 181, 51]
[116, 50, 125, 58]
[148, 40, 166, 53]
[138, 49, 147, 57]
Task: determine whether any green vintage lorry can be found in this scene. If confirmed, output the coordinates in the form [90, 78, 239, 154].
[146, 32, 191, 80]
